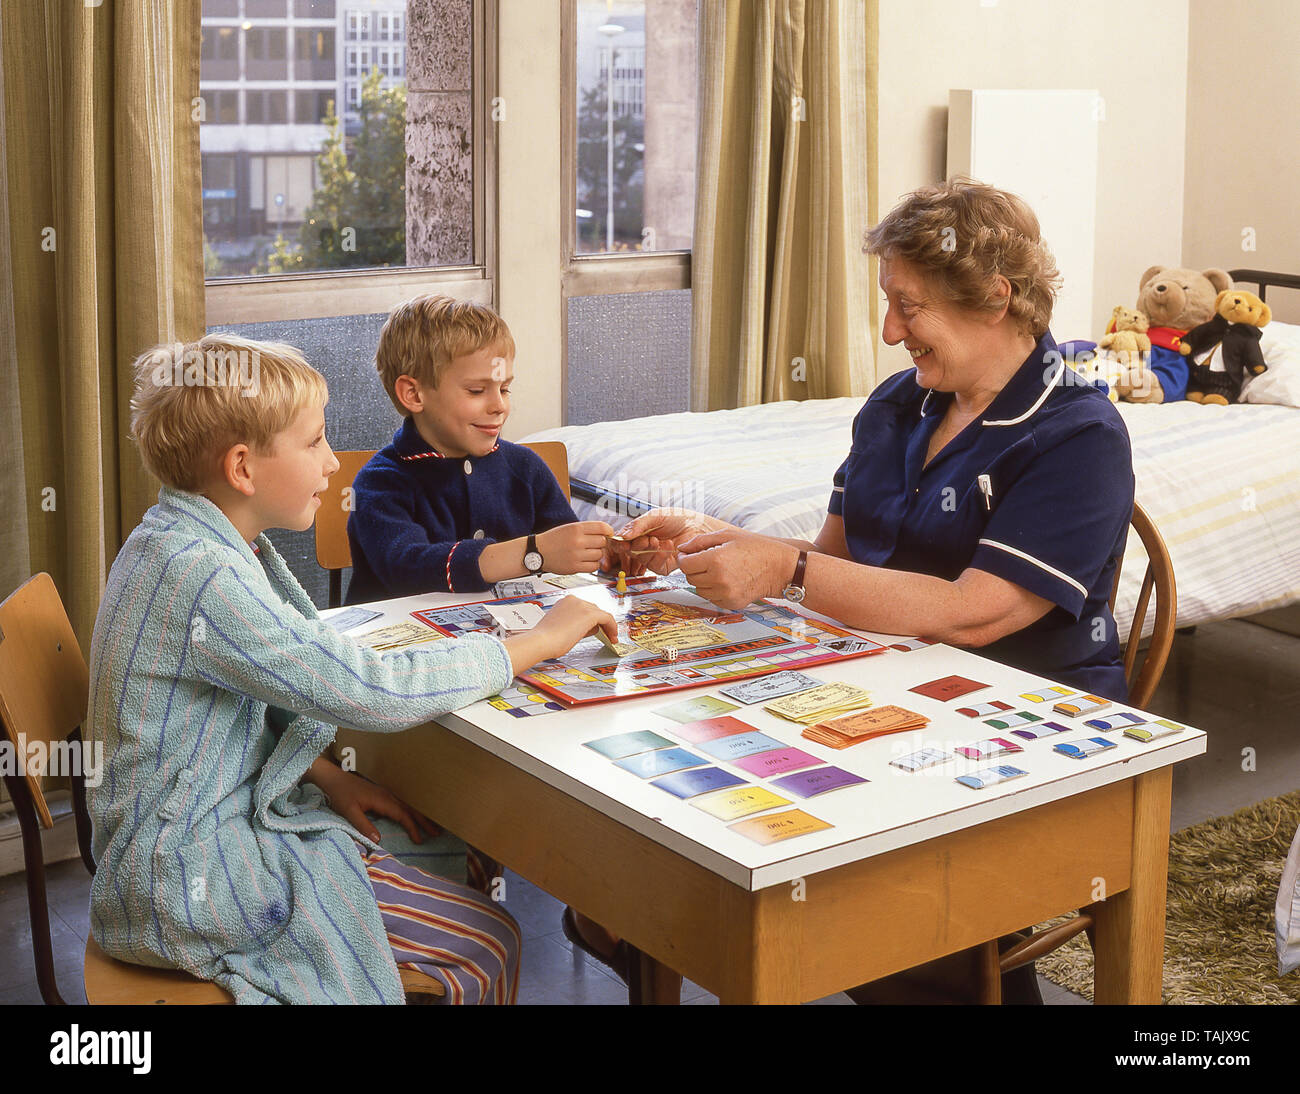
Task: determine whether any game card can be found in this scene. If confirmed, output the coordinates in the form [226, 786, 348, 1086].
[1083, 712, 1149, 733]
[494, 579, 538, 598]
[635, 622, 725, 654]
[1010, 720, 1074, 740]
[354, 621, 445, 651]
[654, 695, 741, 723]
[733, 747, 823, 777]
[324, 606, 382, 632]
[1053, 694, 1111, 717]
[1124, 719, 1186, 743]
[765, 681, 873, 724]
[545, 573, 600, 589]
[698, 732, 788, 762]
[955, 737, 1023, 760]
[890, 747, 950, 772]
[728, 809, 833, 845]
[671, 715, 756, 744]
[908, 675, 989, 701]
[816, 704, 927, 738]
[956, 700, 1014, 718]
[583, 730, 675, 760]
[1054, 737, 1118, 760]
[982, 711, 1042, 731]
[1019, 685, 1079, 704]
[485, 602, 546, 632]
[613, 747, 705, 779]
[691, 786, 791, 821]
[651, 766, 748, 799]
[719, 670, 822, 705]
[771, 766, 868, 799]
[955, 765, 1028, 790]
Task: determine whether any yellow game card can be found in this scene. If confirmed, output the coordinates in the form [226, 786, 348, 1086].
[691, 786, 791, 821]
[764, 681, 872, 724]
[729, 809, 832, 845]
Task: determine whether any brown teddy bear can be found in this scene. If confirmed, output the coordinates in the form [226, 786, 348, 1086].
[1179, 288, 1271, 404]
[1113, 265, 1232, 403]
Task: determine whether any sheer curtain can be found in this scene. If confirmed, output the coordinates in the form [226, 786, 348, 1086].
[691, 0, 877, 410]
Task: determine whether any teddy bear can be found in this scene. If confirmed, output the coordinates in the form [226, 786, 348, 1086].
[1179, 288, 1271, 404]
[1091, 306, 1151, 401]
[1112, 265, 1232, 403]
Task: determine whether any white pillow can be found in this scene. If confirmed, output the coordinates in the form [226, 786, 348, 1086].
[1240, 320, 1300, 408]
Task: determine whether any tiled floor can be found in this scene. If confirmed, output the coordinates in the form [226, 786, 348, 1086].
[3, 617, 1296, 1006]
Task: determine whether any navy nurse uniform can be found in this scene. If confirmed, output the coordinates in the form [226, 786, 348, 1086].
[830, 332, 1135, 701]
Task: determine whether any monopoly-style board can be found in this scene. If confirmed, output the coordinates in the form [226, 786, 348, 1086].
[411, 574, 890, 706]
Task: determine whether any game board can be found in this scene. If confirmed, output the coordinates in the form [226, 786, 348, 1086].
[411, 574, 890, 706]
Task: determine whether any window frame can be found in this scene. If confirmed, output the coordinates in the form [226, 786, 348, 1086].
[205, 0, 498, 327]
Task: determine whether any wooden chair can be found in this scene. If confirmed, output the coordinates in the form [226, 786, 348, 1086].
[0, 573, 444, 1004]
[976, 499, 1178, 1003]
[315, 441, 572, 607]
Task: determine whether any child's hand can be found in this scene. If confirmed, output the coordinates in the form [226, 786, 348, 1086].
[307, 761, 441, 845]
[536, 520, 613, 575]
[502, 595, 616, 673]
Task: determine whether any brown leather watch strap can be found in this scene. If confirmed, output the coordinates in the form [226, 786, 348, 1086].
[792, 550, 808, 588]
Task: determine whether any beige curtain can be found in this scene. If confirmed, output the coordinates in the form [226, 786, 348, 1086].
[692, 0, 877, 410]
[1, 1, 204, 645]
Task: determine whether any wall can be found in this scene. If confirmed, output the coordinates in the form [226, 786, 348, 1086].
[1183, 0, 1300, 324]
[874, 0, 1190, 378]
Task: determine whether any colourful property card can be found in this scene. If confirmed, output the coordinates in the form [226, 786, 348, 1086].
[1053, 694, 1111, 717]
[1125, 719, 1187, 743]
[728, 809, 833, 845]
[613, 747, 705, 779]
[698, 732, 788, 762]
[956, 700, 1014, 718]
[733, 747, 823, 777]
[890, 747, 951, 772]
[718, 670, 822, 705]
[654, 694, 741, 723]
[908, 675, 989, 701]
[983, 711, 1042, 731]
[955, 737, 1023, 760]
[1054, 737, 1118, 760]
[771, 766, 868, 799]
[672, 715, 756, 744]
[691, 785, 791, 821]
[955, 765, 1028, 790]
[1010, 720, 1075, 740]
[651, 766, 748, 799]
[1084, 712, 1149, 733]
[1019, 685, 1079, 704]
[583, 730, 674, 760]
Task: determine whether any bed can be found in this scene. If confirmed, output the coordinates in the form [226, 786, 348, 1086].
[526, 272, 1300, 641]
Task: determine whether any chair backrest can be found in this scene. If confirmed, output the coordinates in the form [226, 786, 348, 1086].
[0, 573, 90, 829]
[1108, 501, 1178, 709]
[314, 441, 572, 605]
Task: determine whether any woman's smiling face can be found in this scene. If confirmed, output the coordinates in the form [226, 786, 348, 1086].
[879, 256, 996, 392]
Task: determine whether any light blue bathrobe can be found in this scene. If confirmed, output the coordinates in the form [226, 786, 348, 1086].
[86, 488, 512, 1004]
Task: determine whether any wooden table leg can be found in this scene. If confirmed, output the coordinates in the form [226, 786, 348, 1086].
[715, 881, 803, 1004]
[626, 947, 683, 1005]
[1092, 768, 1172, 1003]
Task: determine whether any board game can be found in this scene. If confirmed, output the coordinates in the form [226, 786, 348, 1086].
[410, 574, 891, 706]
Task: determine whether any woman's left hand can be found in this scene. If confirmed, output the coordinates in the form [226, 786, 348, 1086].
[307, 760, 441, 844]
[677, 531, 800, 610]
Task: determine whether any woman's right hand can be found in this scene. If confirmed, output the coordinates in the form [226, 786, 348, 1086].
[605, 508, 732, 576]
[502, 595, 616, 674]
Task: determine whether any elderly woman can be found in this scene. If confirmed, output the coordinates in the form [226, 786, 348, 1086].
[613, 177, 1134, 702]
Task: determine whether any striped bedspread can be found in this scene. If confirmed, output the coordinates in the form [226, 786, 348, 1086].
[525, 398, 1300, 637]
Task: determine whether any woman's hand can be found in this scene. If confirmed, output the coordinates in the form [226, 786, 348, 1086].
[305, 758, 441, 845]
[677, 531, 801, 611]
[501, 595, 617, 674]
[605, 508, 735, 576]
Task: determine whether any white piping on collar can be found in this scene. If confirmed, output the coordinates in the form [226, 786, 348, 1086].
[983, 360, 1064, 427]
[920, 388, 937, 416]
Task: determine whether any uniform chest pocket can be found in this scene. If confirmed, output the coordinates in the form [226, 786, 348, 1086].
[911, 478, 992, 553]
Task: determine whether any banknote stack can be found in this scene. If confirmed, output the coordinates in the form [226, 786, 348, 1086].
[801, 704, 930, 750]
[763, 681, 875, 725]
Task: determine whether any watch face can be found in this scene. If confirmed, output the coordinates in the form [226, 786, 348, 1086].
[524, 551, 543, 572]
[783, 585, 805, 604]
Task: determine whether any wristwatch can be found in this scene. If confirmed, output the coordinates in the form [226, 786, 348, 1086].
[523, 534, 544, 576]
[782, 550, 809, 604]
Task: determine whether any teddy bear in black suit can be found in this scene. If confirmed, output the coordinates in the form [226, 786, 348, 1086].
[1179, 289, 1271, 404]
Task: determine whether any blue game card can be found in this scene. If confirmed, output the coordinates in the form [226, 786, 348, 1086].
[697, 732, 787, 762]
[1053, 737, 1118, 760]
[955, 765, 1028, 790]
[583, 730, 675, 760]
[614, 747, 706, 779]
[323, 606, 382, 632]
[651, 767, 748, 799]
[1010, 720, 1075, 740]
[771, 766, 868, 799]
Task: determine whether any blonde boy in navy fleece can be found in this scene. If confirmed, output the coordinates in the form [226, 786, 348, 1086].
[345, 295, 613, 604]
[87, 334, 614, 1004]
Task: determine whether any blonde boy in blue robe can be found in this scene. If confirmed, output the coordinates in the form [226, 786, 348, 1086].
[87, 335, 613, 1004]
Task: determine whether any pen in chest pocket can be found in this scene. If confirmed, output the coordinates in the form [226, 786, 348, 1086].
[977, 473, 994, 512]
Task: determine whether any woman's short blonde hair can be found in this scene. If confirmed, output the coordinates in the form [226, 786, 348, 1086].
[130, 334, 327, 491]
[375, 294, 516, 415]
[864, 176, 1061, 336]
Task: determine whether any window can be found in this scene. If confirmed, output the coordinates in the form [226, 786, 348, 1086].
[377, 13, 391, 41]
[346, 46, 368, 77]
[247, 90, 288, 124]
[347, 11, 370, 41]
[202, 90, 240, 125]
[293, 89, 335, 125]
[571, 0, 697, 256]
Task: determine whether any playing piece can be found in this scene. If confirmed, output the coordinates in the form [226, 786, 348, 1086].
[908, 675, 989, 701]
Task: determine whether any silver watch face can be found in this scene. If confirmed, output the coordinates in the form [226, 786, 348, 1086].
[783, 584, 805, 603]
[524, 551, 543, 572]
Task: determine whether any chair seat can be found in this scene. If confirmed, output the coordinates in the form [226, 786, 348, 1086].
[83, 935, 233, 1005]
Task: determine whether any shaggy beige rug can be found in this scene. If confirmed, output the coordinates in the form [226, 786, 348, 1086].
[1036, 790, 1300, 1003]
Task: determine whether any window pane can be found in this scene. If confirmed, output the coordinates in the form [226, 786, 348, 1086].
[575, 0, 697, 254]
[200, 0, 470, 278]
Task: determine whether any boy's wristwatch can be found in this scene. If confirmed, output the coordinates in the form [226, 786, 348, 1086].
[523, 534, 544, 576]
[782, 550, 809, 603]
